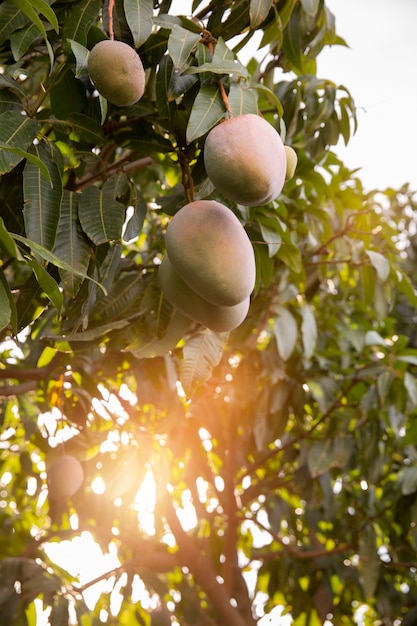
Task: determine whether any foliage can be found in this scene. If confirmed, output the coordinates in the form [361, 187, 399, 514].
[0, 0, 417, 625]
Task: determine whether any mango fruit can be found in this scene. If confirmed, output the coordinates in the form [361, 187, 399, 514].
[165, 200, 255, 307]
[47, 454, 84, 500]
[158, 254, 250, 332]
[88, 40, 145, 107]
[204, 113, 286, 206]
[285, 145, 298, 180]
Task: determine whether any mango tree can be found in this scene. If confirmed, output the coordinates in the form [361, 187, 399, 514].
[0, 0, 417, 624]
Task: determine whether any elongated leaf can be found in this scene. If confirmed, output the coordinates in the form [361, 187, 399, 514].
[124, 0, 153, 48]
[0, 142, 52, 184]
[282, 7, 304, 74]
[45, 319, 129, 344]
[10, 23, 39, 61]
[23, 143, 62, 250]
[17, 0, 58, 31]
[51, 191, 95, 296]
[186, 59, 248, 78]
[365, 249, 390, 282]
[228, 83, 258, 117]
[358, 525, 379, 599]
[123, 195, 147, 242]
[181, 329, 228, 397]
[130, 309, 191, 358]
[168, 24, 201, 71]
[13, 231, 105, 295]
[24, 256, 63, 316]
[300, 0, 319, 16]
[273, 305, 297, 361]
[0, 270, 12, 332]
[10, 0, 56, 67]
[301, 303, 317, 360]
[78, 186, 125, 245]
[92, 272, 145, 323]
[307, 439, 333, 477]
[186, 84, 224, 143]
[0, 216, 19, 258]
[0, 111, 39, 174]
[68, 39, 89, 78]
[0, 1, 29, 46]
[62, 0, 101, 45]
[250, 0, 273, 28]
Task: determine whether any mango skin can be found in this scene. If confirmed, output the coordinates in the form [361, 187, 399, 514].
[88, 40, 145, 107]
[285, 145, 298, 180]
[47, 455, 84, 500]
[204, 114, 286, 206]
[165, 200, 256, 307]
[158, 254, 250, 332]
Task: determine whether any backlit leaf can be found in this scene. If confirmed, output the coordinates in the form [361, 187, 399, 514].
[181, 329, 228, 397]
[273, 305, 297, 361]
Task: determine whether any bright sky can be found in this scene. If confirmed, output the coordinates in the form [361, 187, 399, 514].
[318, 0, 417, 192]
[172, 0, 417, 193]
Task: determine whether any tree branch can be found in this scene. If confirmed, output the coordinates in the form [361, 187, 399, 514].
[164, 498, 251, 626]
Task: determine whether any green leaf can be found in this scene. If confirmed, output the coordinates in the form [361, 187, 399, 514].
[282, 7, 304, 74]
[68, 39, 89, 77]
[365, 249, 390, 282]
[228, 83, 258, 117]
[15, 0, 58, 32]
[129, 309, 191, 358]
[250, 0, 273, 28]
[50, 191, 94, 296]
[181, 329, 228, 397]
[167, 24, 201, 71]
[10, 0, 55, 66]
[307, 439, 333, 477]
[404, 372, 417, 407]
[400, 465, 417, 496]
[0, 142, 52, 184]
[10, 23, 39, 61]
[273, 305, 297, 361]
[0, 1, 29, 47]
[124, 0, 153, 48]
[0, 111, 39, 174]
[78, 186, 125, 245]
[300, 0, 319, 16]
[254, 83, 284, 117]
[301, 303, 317, 360]
[24, 256, 63, 316]
[0, 216, 19, 258]
[187, 37, 248, 78]
[123, 196, 147, 242]
[0, 270, 12, 332]
[358, 525, 379, 599]
[62, 0, 101, 46]
[66, 113, 106, 146]
[186, 84, 225, 143]
[23, 142, 62, 250]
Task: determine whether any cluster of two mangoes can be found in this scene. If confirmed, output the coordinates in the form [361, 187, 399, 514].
[159, 114, 297, 332]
